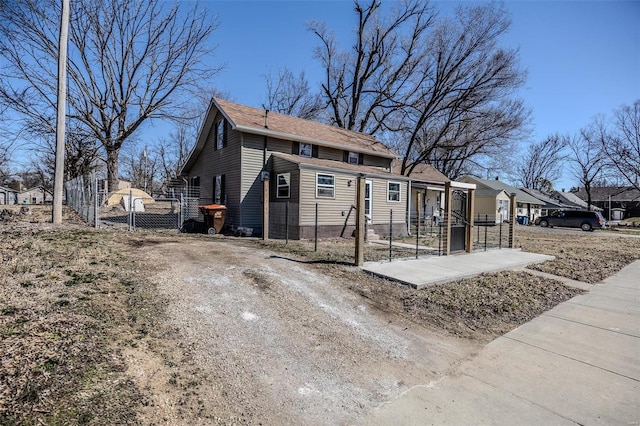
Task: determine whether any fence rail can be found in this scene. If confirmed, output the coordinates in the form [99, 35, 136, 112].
[65, 176, 201, 231]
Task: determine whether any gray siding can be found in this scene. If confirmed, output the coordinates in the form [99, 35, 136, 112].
[187, 113, 242, 228]
[299, 170, 356, 227]
[240, 133, 266, 231]
[298, 170, 406, 228]
[367, 178, 406, 225]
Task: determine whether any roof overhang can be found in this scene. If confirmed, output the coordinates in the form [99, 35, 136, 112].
[235, 124, 397, 159]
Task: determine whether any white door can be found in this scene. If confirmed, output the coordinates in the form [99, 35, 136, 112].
[365, 180, 372, 223]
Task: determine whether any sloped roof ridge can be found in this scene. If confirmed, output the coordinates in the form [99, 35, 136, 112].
[214, 97, 396, 157]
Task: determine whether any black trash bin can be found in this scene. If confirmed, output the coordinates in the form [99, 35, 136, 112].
[199, 204, 227, 234]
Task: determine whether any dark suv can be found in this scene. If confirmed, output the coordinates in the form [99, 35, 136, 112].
[535, 210, 606, 231]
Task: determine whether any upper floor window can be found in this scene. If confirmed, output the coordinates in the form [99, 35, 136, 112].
[293, 141, 318, 158]
[299, 142, 312, 157]
[348, 152, 359, 164]
[387, 181, 401, 202]
[216, 119, 226, 150]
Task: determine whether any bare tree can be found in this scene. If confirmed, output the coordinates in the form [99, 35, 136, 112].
[265, 68, 322, 120]
[121, 146, 160, 195]
[309, 0, 434, 134]
[601, 100, 640, 191]
[310, 1, 528, 178]
[516, 135, 566, 191]
[398, 3, 528, 177]
[568, 127, 609, 210]
[157, 122, 198, 188]
[0, 0, 219, 192]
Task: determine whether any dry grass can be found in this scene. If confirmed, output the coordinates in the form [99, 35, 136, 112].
[2, 206, 638, 421]
[0, 207, 167, 424]
[515, 228, 640, 283]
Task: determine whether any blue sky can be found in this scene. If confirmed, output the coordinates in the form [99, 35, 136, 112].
[5, 1, 639, 190]
[201, 0, 640, 190]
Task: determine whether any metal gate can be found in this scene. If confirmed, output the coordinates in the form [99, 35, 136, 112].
[450, 190, 467, 252]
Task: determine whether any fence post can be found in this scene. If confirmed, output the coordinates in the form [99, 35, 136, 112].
[508, 193, 517, 248]
[94, 177, 99, 228]
[484, 214, 488, 251]
[354, 175, 365, 266]
[476, 213, 480, 244]
[415, 193, 421, 260]
[128, 189, 132, 232]
[285, 201, 289, 244]
[314, 202, 318, 252]
[499, 220, 503, 249]
[389, 209, 393, 262]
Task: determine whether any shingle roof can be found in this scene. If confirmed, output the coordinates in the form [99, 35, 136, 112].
[552, 191, 603, 211]
[574, 186, 640, 202]
[271, 152, 408, 180]
[215, 98, 397, 158]
[520, 188, 572, 208]
[460, 176, 544, 205]
[390, 160, 449, 184]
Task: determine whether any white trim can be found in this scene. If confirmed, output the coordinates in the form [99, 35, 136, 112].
[365, 180, 372, 222]
[299, 142, 312, 158]
[276, 172, 290, 199]
[316, 173, 335, 199]
[387, 181, 402, 203]
[348, 151, 359, 164]
[451, 181, 476, 190]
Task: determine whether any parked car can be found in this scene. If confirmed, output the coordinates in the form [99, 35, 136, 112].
[534, 210, 606, 231]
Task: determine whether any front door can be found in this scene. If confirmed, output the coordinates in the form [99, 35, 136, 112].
[450, 190, 467, 252]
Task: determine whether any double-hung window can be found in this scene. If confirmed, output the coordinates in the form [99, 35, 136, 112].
[387, 181, 401, 202]
[316, 173, 335, 198]
[299, 142, 312, 157]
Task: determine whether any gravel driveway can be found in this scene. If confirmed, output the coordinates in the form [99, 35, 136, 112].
[135, 236, 480, 424]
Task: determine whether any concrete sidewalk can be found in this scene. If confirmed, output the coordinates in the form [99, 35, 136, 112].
[362, 249, 554, 288]
[363, 260, 640, 425]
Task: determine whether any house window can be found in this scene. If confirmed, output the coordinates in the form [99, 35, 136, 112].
[348, 152, 359, 164]
[216, 120, 225, 150]
[213, 174, 225, 204]
[316, 173, 335, 198]
[299, 142, 312, 158]
[277, 173, 290, 198]
[387, 181, 401, 202]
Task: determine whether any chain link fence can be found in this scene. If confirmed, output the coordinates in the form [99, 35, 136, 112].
[65, 175, 202, 231]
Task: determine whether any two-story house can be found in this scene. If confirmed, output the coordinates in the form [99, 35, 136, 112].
[181, 98, 410, 239]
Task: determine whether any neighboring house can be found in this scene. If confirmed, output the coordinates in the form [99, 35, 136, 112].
[520, 188, 579, 216]
[551, 190, 602, 213]
[18, 187, 52, 204]
[574, 187, 640, 220]
[473, 189, 511, 223]
[0, 186, 18, 205]
[393, 161, 449, 227]
[460, 176, 544, 222]
[181, 98, 408, 239]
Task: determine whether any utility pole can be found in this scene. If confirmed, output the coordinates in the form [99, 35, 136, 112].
[52, 0, 70, 224]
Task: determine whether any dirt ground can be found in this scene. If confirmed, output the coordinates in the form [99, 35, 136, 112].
[1, 206, 638, 424]
[127, 235, 482, 425]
